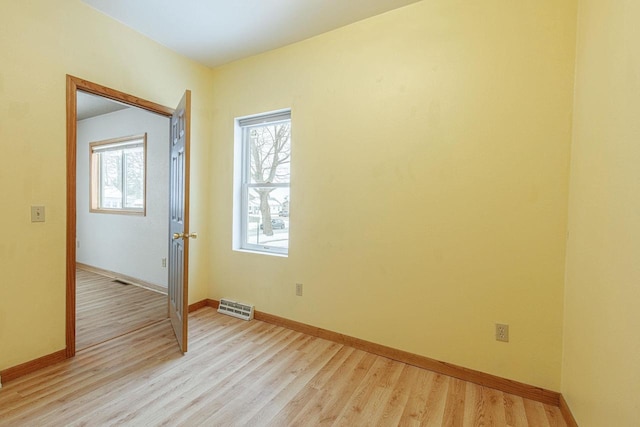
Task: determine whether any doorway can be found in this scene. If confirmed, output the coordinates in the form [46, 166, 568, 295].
[66, 75, 191, 358]
[74, 91, 170, 350]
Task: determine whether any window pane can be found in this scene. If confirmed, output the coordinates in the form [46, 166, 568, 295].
[124, 147, 144, 208]
[90, 135, 146, 214]
[247, 122, 291, 184]
[100, 150, 123, 209]
[235, 111, 291, 255]
[245, 187, 290, 249]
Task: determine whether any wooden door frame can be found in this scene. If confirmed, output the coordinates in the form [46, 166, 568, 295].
[65, 75, 174, 358]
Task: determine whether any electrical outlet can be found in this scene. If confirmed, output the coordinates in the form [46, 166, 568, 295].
[496, 324, 509, 342]
[295, 283, 303, 296]
[77, 240, 80, 249]
[161, 258, 167, 268]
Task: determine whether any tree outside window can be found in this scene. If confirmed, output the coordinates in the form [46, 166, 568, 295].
[238, 111, 291, 254]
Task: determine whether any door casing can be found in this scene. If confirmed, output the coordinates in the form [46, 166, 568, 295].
[66, 75, 175, 357]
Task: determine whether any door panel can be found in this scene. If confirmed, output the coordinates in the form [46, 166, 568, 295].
[168, 90, 191, 352]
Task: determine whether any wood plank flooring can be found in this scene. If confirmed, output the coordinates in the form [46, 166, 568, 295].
[0, 308, 567, 426]
[76, 267, 167, 350]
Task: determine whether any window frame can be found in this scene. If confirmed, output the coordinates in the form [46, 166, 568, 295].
[89, 133, 147, 216]
[235, 110, 291, 256]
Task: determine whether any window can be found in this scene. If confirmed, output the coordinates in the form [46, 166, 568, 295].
[90, 134, 147, 215]
[236, 110, 291, 255]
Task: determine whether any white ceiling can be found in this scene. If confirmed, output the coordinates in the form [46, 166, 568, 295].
[81, 0, 422, 68]
[77, 91, 130, 121]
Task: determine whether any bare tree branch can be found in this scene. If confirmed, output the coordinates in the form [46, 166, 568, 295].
[248, 122, 291, 235]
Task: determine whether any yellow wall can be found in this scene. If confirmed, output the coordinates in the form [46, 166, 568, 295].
[562, 0, 640, 424]
[209, 0, 577, 390]
[11, 0, 625, 407]
[0, 0, 212, 370]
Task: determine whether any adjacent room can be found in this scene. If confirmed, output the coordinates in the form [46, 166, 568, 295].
[1, 1, 638, 426]
[75, 92, 169, 349]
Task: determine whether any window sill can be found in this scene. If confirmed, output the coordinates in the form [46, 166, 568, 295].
[233, 248, 288, 258]
[90, 208, 146, 216]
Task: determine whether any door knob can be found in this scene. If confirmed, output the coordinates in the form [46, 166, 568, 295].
[172, 232, 197, 240]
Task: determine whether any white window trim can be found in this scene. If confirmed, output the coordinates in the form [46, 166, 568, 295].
[232, 109, 291, 256]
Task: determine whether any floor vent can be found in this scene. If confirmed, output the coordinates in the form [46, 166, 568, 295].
[218, 298, 254, 321]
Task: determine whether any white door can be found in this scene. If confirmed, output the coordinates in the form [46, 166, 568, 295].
[168, 90, 192, 352]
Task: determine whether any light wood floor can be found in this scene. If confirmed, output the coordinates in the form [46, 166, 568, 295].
[76, 267, 167, 350]
[0, 308, 566, 426]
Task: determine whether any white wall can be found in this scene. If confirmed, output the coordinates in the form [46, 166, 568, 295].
[77, 106, 170, 287]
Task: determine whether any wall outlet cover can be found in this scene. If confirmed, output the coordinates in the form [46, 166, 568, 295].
[496, 323, 509, 342]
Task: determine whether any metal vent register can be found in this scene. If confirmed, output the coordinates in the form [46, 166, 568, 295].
[217, 298, 254, 321]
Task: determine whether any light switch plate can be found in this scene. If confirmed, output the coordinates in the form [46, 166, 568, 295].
[31, 206, 45, 222]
